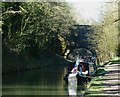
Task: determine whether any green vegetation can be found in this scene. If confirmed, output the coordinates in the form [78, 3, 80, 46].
[83, 73, 104, 97]
[2, 2, 75, 74]
[2, 2, 76, 55]
[94, 68, 107, 76]
[2, 1, 119, 74]
[87, 1, 119, 63]
[103, 59, 120, 65]
[3, 45, 69, 74]
[83, 58, 120, 97]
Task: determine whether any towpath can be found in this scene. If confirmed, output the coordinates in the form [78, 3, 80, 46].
[84, 62, 120, 97]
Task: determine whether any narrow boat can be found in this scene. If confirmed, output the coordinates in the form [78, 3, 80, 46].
[63, 48, 97, 85]
[64, 60, 96, 85]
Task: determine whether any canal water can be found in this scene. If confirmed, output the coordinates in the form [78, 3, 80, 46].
[2, 65, 86, 96]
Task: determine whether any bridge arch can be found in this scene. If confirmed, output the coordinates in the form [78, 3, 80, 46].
[67, 47, 97, 61]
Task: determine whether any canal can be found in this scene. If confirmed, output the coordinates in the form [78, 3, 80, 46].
[2, 64, 86, 96]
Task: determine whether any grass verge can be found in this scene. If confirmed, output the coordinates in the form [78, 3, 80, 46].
[82, 67, 108, 97]
[83, 76, 104, 97]
[83, 58, 120, 97]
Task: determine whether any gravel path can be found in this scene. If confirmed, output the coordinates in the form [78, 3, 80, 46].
[100, 63, 120, 96]
[84, 63, 120, 97]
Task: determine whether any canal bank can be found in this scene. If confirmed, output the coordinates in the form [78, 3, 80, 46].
[83, 59, 120, 97]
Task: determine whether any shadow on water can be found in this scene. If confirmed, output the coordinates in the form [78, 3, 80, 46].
[3, 64, 68, 95]
[3, 64, 88, 96]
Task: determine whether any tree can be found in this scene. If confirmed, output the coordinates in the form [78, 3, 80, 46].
[88, 1, 119, 62]
[2, 2, 76, 57]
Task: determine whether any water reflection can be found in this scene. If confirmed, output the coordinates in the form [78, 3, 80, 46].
[3, 65, 68, 95]
[3, 65, 86, 96]
[68, 73, 77, 96]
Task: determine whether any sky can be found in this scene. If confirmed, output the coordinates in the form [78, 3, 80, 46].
[66, 0, 110, 23]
